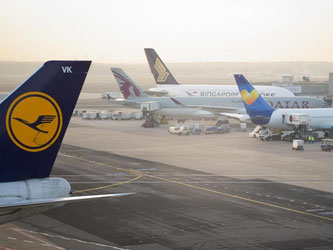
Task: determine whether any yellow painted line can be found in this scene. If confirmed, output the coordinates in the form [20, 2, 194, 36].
[59, 153, 141, 175]
[59, 153, 333, 222]
[144, 174, 333, 222]
[59, 153, 142, 193]
[72, 174, 143, 194]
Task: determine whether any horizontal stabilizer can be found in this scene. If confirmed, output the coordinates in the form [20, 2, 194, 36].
[0, 193, 134, 210]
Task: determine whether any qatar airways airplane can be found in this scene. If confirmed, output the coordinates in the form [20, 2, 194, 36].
[144, 48, 294, 98]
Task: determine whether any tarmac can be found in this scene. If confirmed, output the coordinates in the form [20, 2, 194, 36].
[0, 97, 332, 250]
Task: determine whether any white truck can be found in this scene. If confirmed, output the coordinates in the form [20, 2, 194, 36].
[169, 126, 181, 134]
[292, 140, 304, 151]
[177, 125, 192, 136]
[169, 123, 199, 136]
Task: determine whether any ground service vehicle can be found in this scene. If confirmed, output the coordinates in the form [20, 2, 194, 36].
[321, 139, 333, 151]
[258, 130, 281, 141]
[292, 140, 304, 151]
[177, 125, 191, 136]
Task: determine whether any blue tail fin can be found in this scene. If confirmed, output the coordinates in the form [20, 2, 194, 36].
[0, 61, 91, 182]
[234, 74, 275, 125]
[111, 68, 148, 99]
[144, 48, 179, 85]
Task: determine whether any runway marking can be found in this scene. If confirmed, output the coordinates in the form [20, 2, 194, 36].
[72, 174, 143, 194]
[144, 173, 333, 222]
[0, 246, 15, 250]
[319, 211, 333, 215]
[11, 228, 64, 250]
[306, 209, 325, 212]
[59, 153, 142, 194]
[58, 153, 333, 222]
[11, 228, 129, 250]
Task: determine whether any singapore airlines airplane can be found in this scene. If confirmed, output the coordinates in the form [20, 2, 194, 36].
[111, 68, 327, 120]
[0, 61, 132, 225]
[234, 74, 333, 130]
[144, 48, 295, 97]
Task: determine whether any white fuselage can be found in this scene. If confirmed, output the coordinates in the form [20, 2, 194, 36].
[268, 109, 333, 130]
[157, 108, 216, 119]
[0, 177, 70, 224]
[122, 96, 327, 120]
[149, 84, 295, 97]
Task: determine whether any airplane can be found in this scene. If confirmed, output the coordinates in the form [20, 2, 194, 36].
[144, 48, 295, 98]
[111, 68, 328, 121]
[234, 74, 333, 130]
[0, 61, 132, 225]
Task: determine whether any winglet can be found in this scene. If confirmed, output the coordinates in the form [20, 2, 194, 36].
[0, 61, 91, 182]
[234, 74, 274, 125]
[144, 48, 179, 85]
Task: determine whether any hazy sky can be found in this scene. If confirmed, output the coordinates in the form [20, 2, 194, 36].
[1, 0, 333, 63]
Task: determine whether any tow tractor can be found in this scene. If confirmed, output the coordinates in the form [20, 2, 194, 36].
[258, 129, 281, 141]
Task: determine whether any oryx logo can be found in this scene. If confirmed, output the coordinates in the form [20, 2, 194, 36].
[154, 57, 169, 82]
[62, 66, 72, 73]
[112, 70, 141, 99]
[6, 92, 63, 152]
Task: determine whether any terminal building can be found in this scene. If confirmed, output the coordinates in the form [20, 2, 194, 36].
[269, 73, 333, 106]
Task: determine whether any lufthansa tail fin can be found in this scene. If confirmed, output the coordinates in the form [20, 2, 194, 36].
[144, 48, 179, 85]
[234, 74, 274, 125]
[0, 61, 91, 182]
[111, 68, 148, 100]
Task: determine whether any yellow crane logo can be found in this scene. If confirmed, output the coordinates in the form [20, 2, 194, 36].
[6, 92, 63, 152]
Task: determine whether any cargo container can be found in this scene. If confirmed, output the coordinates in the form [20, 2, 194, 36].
[140, 101, 161, 112]
[283, 114, 309, 126]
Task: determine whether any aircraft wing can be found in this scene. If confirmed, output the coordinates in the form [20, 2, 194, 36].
[221, 113, 251, 123]
[145, 90, 169, 96]
[169, 98, 239, 113]
[220, 113, 245, 120]
[0, 193, 134, 210]
[186, 105, 239, 113]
